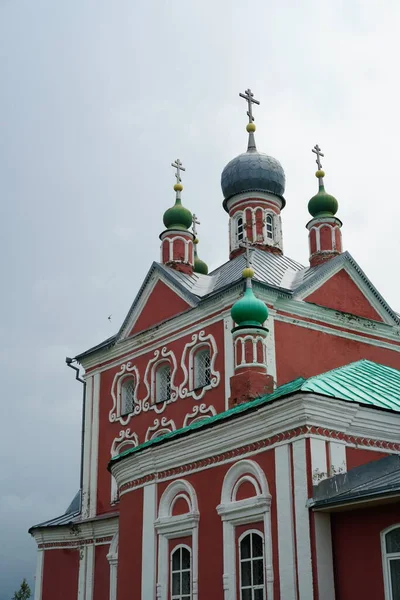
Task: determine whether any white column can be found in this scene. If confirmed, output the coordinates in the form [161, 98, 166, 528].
[85, 544, 95, 600]
[265, 310, 277, 385]
[275, 444, 297, 600]
[310, 437, 328, 485]
[78, 547, 87, 600]
[142, 483, 157, 600]
[221, 521, 236, 600]
[34, 550, 44, 600]
[314, 513, 336, 599]
[223, 316, 234, 410]
[89, 373, 100, 518]
[82, 376, 93, 519]
[329, 441, 347, 476]
[293, 439, 313, 600]
[109, 557, 118, 600]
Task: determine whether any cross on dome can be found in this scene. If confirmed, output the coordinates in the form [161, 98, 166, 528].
[192, 213, 200, 237]
[239, 88, 260, 123]
[312, 144, 324, 171]
[171, 158, 185, 183]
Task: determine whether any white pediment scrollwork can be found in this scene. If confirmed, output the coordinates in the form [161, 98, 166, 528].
[179, 330, 220, 401]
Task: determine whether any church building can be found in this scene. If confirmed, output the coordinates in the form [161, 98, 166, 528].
[30, 90, 400, 600]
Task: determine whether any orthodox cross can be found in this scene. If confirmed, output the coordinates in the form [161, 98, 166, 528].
[192, 213, 200, 237]
[239, 88, 260, 123]
[239, 234, 254, 269]
[171, 158, 185, 183]
[312, 144, 324, 170]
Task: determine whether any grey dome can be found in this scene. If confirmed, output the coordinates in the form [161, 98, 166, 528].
[221, 149, 286, 204]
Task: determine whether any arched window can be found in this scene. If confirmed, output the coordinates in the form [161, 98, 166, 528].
[171, 545, 191, 600]
[156, 363, 171, 403]
[266, 214, 273, 240]
[193, 346, 211, 389]
[120, 377, 135, 416]
[239, 531, 265, 600]
[237, 216, 244, 242]
[383, 526, 400, 599]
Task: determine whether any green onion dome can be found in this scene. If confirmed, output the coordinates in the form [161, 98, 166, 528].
[308, 170, 338, 218]
[193, 239, 208, 275]
[163, 197, 193, 230]
[231, 272, 268, 327]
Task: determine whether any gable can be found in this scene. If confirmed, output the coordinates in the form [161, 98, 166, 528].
[128, 279, 192, 336]
[304, 269, 384, 322]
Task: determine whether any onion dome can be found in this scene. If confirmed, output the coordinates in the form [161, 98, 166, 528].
[193, 238, 208, 275]
[163, 159, 192, 230]
[308, 170, 338, 217]
[231, 268, 268, 328]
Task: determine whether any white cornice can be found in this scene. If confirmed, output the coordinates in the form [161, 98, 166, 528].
[111, 394, 400, 492]
[31, 515, 119, 547]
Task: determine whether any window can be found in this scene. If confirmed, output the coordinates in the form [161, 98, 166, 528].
[193, 347, 211, 389]
[240, 532, 265, 600]
[237, 216, 244, 242]
[266, 214, 273, 240]
[156, 363, 171, 403]
[171, 546, 191, 600]
[383, 526, 400, 599]
[120, 377, 135, 416]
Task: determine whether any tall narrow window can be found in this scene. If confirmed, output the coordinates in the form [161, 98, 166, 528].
[121, 377, 135, 416]
[194, 347, 211, 389]
[240, 531, 265, 600]
[171, 546, 191, 600]
[383, 526, 400, 599]
[156, 363, 171, 403]
[237, 216, 244, 242]
[266, 214, 273, 240]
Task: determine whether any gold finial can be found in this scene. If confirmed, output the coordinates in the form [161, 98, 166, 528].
[246, 122, 256, 133]
[242, 267, 255, 279]
[315, 169, 325, 179]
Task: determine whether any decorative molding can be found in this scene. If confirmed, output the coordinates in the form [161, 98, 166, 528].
[31, 515, 119, 547]
[179, 330, 220, 401]
[111, 429, 139, 456]
[183, 404, 217, 428]
[107, 532, 118, 600]
[112, 394, 400, 495]
[89, 373, 100, 519]
[145, 417, 176, 442]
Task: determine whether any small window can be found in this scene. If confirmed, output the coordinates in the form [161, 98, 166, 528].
[156, 363, 171, 403]
[240, 532, 265, 600]
[121, 378, 135, 416]
[384, 527, 400, 600]
[237, 217, 244, 242]
[266, 214, 273, 240]
[194, 347, 211, 389]
[171, 546, 191, 600]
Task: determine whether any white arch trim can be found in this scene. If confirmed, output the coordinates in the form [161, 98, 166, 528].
[220, 459, 270, 505]
[381, 523, 400, 600]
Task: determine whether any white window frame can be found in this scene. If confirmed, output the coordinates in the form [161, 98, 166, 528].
[216, 460, 273, 600]
[170, 544, 192, 600]
[265, 213, 274, 241]
[193, 345, 211, 390]
[382, 524, 400, 600]
[239, 530, 266, 600]
[120, 375, 136, 416]
[155, 362, 172, 403]
[155, 480, 199, 600]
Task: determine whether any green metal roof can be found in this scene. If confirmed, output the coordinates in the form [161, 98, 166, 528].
[110, 360, 400, 466]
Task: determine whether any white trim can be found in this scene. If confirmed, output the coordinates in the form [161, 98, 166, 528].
[145, 417, 176, 442]
[78, 546, 87, 600]
[33, 549, 44, 600]
[310, 437, 328, 484]
[82, 375, 94, 519]
[170, 544, 192, 600]
[226, 191, 283, 213]
[265, 311, 277, 385]
[31, 515, 119, 547]
[179, 330, 220, 401]
[109, 365, 140, 425]
[142, 483, 157, 600]
[111, 394, 400, 495]
[314, 513, 335, 600]
[274, 445, 297, 600]
[107, 532, 118, 600]
[238, 529, 267, 600]
[224, 316, 234, 410]
[381, 524, 400, 600]
[160, 235, 193, 265]
[292, 439, 313, 599]
[182, 404, 217, 428]
[217, 460, 273, 600]
[155, 480, 199, 600]
[89, 373, 100, 518]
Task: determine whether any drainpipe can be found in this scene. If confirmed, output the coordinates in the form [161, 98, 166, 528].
[66, 357, 86, 513]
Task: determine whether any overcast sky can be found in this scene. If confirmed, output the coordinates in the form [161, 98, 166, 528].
[1, 0, 400, 596]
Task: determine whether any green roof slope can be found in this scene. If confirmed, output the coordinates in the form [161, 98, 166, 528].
[110, 360, 400, 465]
